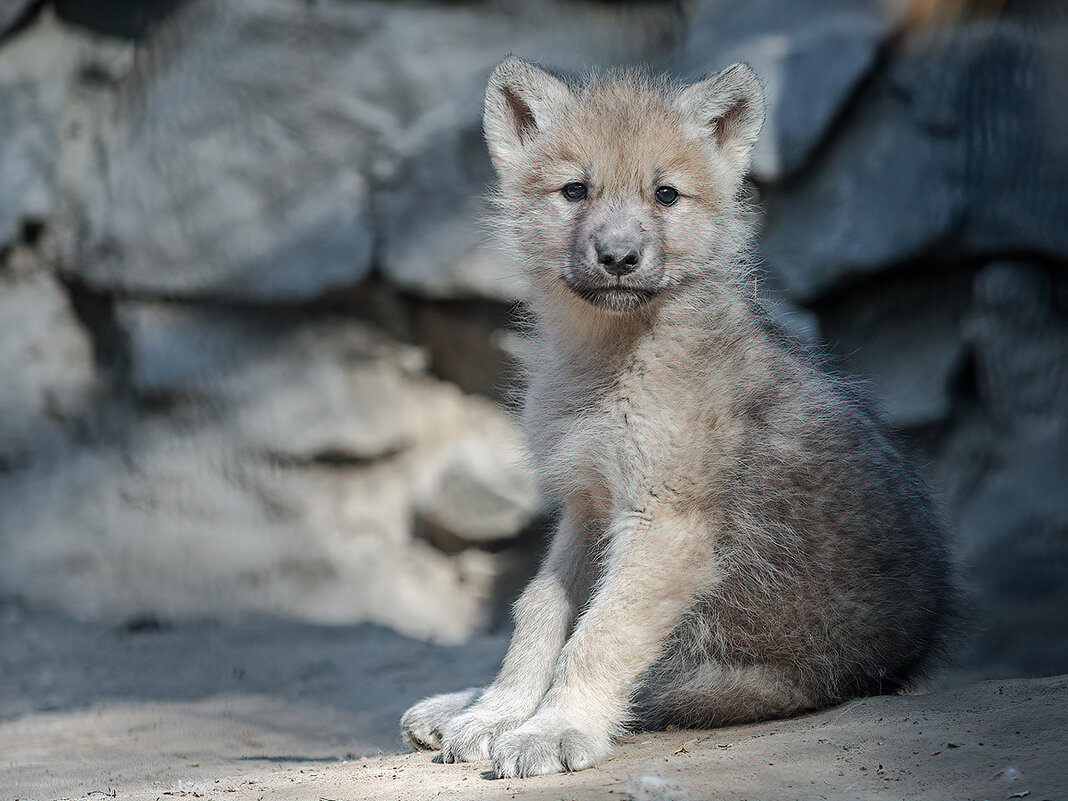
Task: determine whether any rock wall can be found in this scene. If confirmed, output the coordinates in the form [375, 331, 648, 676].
[0, 0, 1065, 671]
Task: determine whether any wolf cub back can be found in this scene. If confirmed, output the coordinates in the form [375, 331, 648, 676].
[400, 57, 955, 778]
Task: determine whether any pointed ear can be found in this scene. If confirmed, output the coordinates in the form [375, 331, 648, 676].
[678, 63, 765, 176]
[483, 56, 572, 175]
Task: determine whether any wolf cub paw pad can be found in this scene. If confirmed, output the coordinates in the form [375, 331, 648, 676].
[400, 688, 480, 751]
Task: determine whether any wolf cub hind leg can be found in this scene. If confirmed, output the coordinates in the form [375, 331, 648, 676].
[634, 661, 817, 730]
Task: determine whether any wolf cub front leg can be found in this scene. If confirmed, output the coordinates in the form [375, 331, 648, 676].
[492, 506, 711, 778]
[402, 508, 589, 761]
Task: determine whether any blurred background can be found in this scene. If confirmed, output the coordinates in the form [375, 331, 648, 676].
[1, 0, 1066, 692]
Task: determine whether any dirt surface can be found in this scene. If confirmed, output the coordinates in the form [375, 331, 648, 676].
[2, 604, 1065, 801]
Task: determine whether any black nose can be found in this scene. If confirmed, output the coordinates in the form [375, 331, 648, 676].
[596, 240, 641, 276]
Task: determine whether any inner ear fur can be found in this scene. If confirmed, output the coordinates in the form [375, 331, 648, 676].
[678, 63, 766, 175]
[483, 56, 572, 174]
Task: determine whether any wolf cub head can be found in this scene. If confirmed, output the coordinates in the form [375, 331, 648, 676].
[484, 57, 764, 314]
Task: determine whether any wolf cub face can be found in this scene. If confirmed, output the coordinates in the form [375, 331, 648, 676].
[483, 58, 765, 314]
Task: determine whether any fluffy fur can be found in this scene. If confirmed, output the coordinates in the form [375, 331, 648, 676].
[401, 57, 955, 778]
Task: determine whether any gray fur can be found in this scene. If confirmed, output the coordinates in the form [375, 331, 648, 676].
[401, 57, 955, 778]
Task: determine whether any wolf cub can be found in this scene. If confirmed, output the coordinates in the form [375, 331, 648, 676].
[401, 57, 955, 778]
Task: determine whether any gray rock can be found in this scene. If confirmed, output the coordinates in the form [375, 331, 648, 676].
[0, 1, 36, 37]
[761, 16, 1068, 301]
[759, 43, 965, 300]
[416, 433, 541, 552]
[1, 292, 534, 639]
[117, 301, 282, 395]
[227, 335, 421, 464]
[0, 77, 49, 247]
[966, 262, 1068, 433]
[56, 1, 684, 303]
[960, 439, 1068, 559]
[53, 0, 190, 39]
[925, 261, 1068, 675]
[816, 273, 969, 429]
[117, 301, 432, 462]
[959, 15, 1068, 262]
[926, 403, 1000, 521]
[679, 0, 895, 182]
[410, 299, 519, 401]
[957, 437, 1068, 676]
[0, 12, 105, 249]
[0, 263, 98, 467]
[65, 1, 381, 301]
[0, 433, 496, 642]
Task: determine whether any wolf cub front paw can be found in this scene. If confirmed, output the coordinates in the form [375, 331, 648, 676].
[400, 688, 480, 750]
[491, 714, 612, 777]
[438, 706, 529, 763]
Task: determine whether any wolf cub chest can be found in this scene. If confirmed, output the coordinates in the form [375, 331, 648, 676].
[531, 361, 697, 506]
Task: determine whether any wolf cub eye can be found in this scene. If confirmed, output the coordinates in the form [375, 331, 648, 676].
[655, 186, 679, 206]
[561, 182, 588, 201]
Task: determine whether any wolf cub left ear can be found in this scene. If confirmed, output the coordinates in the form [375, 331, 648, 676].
[678, 63, 765, 177]
[484, 56, 572, 175]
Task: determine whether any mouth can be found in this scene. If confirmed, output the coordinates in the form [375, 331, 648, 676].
[571, 286, 658, 313]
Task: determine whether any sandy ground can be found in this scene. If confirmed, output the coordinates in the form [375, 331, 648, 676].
[2, 603, 1065, 801]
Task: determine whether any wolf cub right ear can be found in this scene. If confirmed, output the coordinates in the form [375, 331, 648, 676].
[483, 56, 572, 175]
[678, 63, 765, 178]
